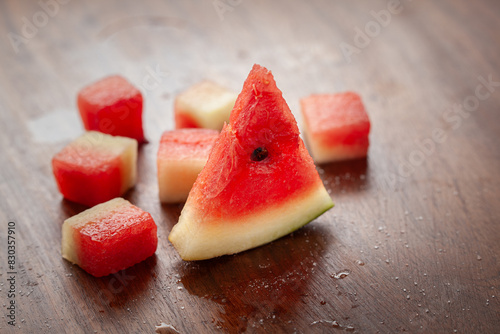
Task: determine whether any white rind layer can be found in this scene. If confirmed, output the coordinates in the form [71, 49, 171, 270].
[61, 198, 130, 265]
[168, 185, 334, 261]
[303, 127, 367, 164]
[158, 158, 207, 203]
[175, 81, 237, 129]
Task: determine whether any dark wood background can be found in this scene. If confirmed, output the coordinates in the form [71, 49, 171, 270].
[1, 0, 499, 333]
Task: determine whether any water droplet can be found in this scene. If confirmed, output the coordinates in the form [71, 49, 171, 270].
[374, 245, 379, 249]
[406, 295, 410, 300]
[311, 319, 340, 328]
[155, 323, 179, 334]
[477, 255, 482, 261]
[356, 260, 365, 266]
[332, 270, 351, 279]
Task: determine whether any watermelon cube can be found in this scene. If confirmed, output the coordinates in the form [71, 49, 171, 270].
[52, 131, 137, 207]
[62, 197, 157, 277]
[157, 128, 219, 203]
[78, 75, 145, 142]
[174, 81, 237, 130]
[300, 92, 370, 163]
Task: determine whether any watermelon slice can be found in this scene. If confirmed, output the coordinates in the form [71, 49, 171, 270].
[52, 131, 137, 207]
[78, 75, 145, 142]
[168, 64, 334, 260]
[157, 128, 219, 203]
[175, 81, 237, 130]
[300, 92, 370, 163]
[62, 197, 157, 277]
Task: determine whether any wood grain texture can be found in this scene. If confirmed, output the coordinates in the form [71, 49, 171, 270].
[1, 0, 499, 333]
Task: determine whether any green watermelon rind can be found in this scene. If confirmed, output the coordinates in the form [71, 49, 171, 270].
[286, 200, 334, 235]
[169, 185, 334, 261]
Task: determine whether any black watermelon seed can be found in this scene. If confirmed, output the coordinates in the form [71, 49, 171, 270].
[251, 147, 268, 161]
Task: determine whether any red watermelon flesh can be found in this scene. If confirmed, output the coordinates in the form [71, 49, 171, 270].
[175, 112, 201, 129]
[52, 131, 137, 207]
[300, 92, 370, 163]
[78, 75, 145, 143]
[62, 198, 157, 277]
[169, 64, 333, 260]
[157, 128, 219, 203]
[53, 149, 121, 206]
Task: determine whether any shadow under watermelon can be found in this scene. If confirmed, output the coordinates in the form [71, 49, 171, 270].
[176, 224, 334, 332]
[60, 254, 157, 320]
[317, 157, 370, 195]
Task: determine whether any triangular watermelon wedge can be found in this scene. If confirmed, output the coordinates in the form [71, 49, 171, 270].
[168, 64, 334, 260]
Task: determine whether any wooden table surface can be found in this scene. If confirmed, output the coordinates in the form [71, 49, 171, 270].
[1, 0, 499, 333]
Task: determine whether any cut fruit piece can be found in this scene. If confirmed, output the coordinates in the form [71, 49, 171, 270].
[169, 64, 334, 261]
[300, 92, 370, 163]
[52, 131, 137, 207]
[174, 81, 237, 130]
[157, 128, 219, 203]
[62, 198, 157, 277]
[78, 75, 145, 142]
